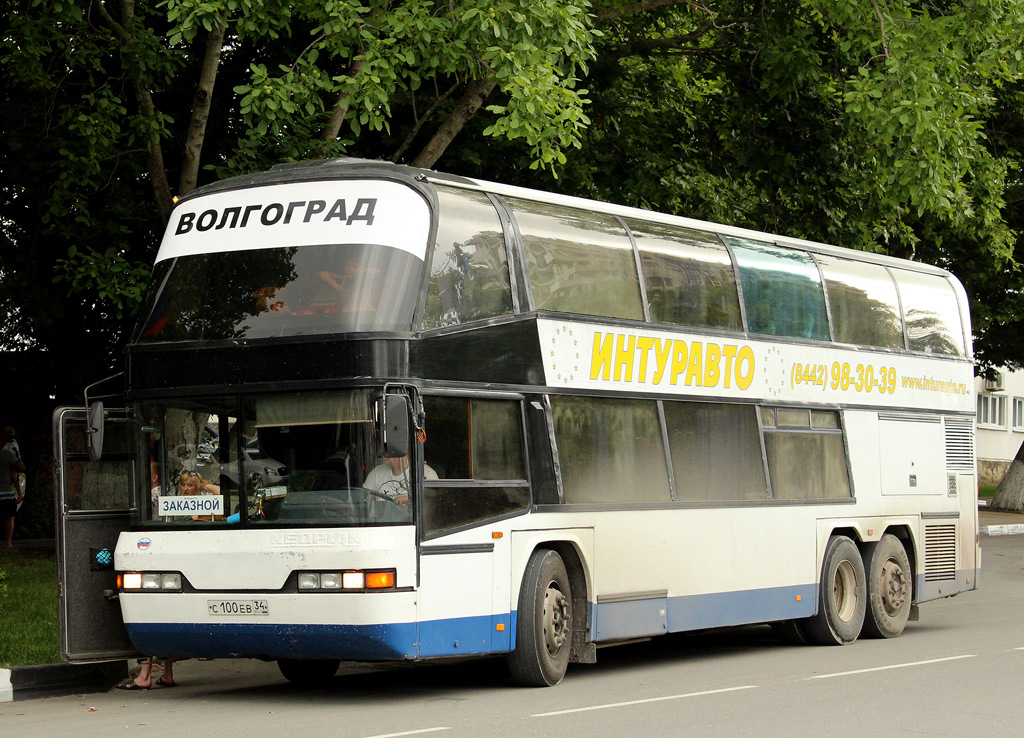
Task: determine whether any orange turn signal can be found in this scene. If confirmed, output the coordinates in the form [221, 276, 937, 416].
[365, 571, 396, 589]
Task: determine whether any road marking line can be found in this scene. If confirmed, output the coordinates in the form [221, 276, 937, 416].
[531, 685, 759, 717]
[804, 654, 975, 680]
[362, 728, 451, 738]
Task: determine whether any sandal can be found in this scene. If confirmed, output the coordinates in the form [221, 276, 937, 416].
[116, 678, 151, 691]
[157, 677, 177, 688]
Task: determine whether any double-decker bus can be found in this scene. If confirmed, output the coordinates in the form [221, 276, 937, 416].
[55, 158, 978, 687]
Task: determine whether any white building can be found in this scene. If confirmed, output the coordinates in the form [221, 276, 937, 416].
[975, 368, 1024, 485]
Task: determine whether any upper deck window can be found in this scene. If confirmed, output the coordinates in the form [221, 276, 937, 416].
[728, 237, 830, 341]
[509, 199, 645, 320]
[817, 256, 904, 349]
[891, 270, 965, 356]
[627, 220, 743, 331]
[423, 187, 514, 329]
[136, 179, 430, 342]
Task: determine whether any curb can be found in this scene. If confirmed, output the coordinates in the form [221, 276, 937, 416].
[980, 524, 1024, 537]
[0, 661, 128, 702]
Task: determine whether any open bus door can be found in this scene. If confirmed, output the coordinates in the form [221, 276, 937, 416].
[53, 406, 140, 662]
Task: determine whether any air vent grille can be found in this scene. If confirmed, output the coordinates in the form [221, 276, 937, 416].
[924, 524, 957, 582]
[944, 419, 974, 471]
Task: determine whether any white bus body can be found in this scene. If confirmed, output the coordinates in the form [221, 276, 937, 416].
[55, 159, 978, 686]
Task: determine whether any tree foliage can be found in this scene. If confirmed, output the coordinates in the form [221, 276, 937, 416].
[2, 0, 1024, 415]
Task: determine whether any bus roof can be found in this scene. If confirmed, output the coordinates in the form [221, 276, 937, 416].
[180, 157, 956, 280]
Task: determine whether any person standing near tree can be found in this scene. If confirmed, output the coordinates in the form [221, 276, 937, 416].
[0, 429, 25, 548]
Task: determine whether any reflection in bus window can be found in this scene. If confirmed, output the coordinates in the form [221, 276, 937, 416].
[628, 221, 743, 331]
[423, 187, 514, 329]
[728, 238, 830, 341]
[891, 270, 965, 356]
[422, 396, 530, 537]
[510, 199, 645, 320]
[762, 409, 851, 500]
[663, 402, 767, 502]
[817, 256, 904, 349]
[551, 396, 670, 504]
[136, 243, 423, 342]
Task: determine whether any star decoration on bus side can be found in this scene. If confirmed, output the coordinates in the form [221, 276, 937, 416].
[764, 345, 786, 396]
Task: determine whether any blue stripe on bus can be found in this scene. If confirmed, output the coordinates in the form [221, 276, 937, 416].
[126, 612, 513, 661]
[591, 584, 817, 642]
[125, 584, 817, 661]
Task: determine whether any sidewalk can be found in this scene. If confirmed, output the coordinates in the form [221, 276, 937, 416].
[978, 503, 1024, 536]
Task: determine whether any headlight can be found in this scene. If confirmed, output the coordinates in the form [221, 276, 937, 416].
[296, 569, 396, 591]
[120, 571, 182, 591]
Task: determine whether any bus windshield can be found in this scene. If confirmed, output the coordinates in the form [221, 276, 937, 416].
[140, 389, 414, 527]
[136, 243, 424, 341]
[136, 177, 432, 341]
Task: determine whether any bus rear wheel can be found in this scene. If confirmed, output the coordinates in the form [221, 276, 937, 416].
[277, 658, 341, 686]
[508, 548, 573, 687]
[805, 535, 866, 646]
[861, 534, 912, 638]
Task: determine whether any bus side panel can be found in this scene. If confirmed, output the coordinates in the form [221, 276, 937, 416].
[417, 542, 496, 658]
[582, 510, 817, 641]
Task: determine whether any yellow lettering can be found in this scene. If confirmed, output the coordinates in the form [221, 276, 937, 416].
[735, 346, 756, 390]
[721, 345, 738, 389]
[685, 341, 703, 386]
[670, 341, 689, 385]
[614, 334, 636, 382]
[636, 337, 654, 383]
[590, 332, 614, 381]
[653, 338, 673, 384]
[704, 343, 721, 387]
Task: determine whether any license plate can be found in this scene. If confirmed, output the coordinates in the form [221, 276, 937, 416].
[207, 599, 269, 616]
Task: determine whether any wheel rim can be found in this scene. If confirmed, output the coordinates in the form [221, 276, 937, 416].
[833, 559, 859, 623]
[542, 580, 570, 657]
[879, 557, 907, 616]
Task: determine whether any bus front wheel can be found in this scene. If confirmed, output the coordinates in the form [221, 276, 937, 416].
[508, 548, 573, 687]
[861, 534, 912, 639]
[805, 535, 866, 646]
[277, 658, 341, 686]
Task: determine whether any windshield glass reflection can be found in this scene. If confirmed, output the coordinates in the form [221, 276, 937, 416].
[137, 243, 423, 341]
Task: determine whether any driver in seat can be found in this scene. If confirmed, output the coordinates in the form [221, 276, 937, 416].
[362, 450, 438, 507]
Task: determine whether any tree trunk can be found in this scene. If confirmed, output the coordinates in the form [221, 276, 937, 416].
[991, 436, 1024, 511]
[178, 23, 227, 198]
[411, 76, 496, 169]
[91, 0, 174, 222]
[319, 59, 365, 142]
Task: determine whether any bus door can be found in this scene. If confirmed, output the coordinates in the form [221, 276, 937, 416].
[53, 406, 140, 662]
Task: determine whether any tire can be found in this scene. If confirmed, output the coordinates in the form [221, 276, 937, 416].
[861, 534, 912, 639]
[804, 535, 866, 646]
[507, 549, 573, 687]
[277, 658, 340, 685]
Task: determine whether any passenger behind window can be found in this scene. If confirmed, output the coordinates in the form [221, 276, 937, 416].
[178, 469, 224, 521]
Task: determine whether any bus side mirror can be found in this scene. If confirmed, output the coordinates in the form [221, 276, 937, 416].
[87, 401, 105, 462]
[382, 394, 410, 459]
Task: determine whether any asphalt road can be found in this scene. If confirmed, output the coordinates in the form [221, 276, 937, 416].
[2, 535, 1022, 738]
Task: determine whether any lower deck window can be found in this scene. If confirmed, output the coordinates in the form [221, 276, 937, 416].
[664, 402, 767, 501]
[551, 396, 670, 504]
[422, 396, 530, 537]
[762, 409, 852, 500]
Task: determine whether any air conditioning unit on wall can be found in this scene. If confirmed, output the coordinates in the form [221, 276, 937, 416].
[984, 372, 1004, 392]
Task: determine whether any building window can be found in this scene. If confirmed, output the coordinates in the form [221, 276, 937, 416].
[977, 394, 1006, 428]
[1013, 397, 1024, 431]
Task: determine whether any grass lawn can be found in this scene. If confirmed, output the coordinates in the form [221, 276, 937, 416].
[980, 484, 997, 498]
[0, 547, 60, 667]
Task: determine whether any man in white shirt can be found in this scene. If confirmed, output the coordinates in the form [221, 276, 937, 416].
[362, 451, 437, 507]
